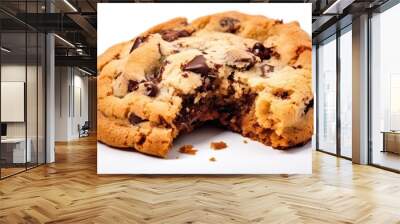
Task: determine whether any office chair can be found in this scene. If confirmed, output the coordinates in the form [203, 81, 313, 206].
[79, 121, 90, 138]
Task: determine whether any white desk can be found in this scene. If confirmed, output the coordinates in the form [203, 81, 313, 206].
[381, 131, 400, 154]
[1, 138, 31, 163]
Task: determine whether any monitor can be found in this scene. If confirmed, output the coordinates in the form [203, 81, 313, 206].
[1, 123, 7, 137]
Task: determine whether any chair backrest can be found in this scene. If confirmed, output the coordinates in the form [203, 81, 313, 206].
[82, 121, 90, 129]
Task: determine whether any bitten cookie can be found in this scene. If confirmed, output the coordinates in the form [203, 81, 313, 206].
[97, 11, 313, 157]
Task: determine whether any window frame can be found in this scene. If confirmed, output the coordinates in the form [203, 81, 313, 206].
[315, 23, 353, 161]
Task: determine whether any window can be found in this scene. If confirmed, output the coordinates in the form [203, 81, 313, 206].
[317, 35, 337, 154]
[370, 3, 400, 171]
[339, 27, 352, 158]
[312, 45, 317, 149]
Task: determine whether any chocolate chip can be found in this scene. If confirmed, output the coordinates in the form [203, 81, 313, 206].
[220, 17, 240, 33]
[157, 43, 163, 56]
[202, 77, 212, 91]
[296, 46, 310, 56]
[292, 65, 303, 69]
[304, 99, 314, 114]
[274, 90, 292, 99]
[183, 55, 211, 76]
[144, 83, 158, 97]
[182, 72, 189, 78]
[279, 92, 289, 99]
[227, 85, 235, 95]
[159, 29, 191, 42]
[129, 114, 144, 125]
[137, 134, 146, 145]
[227, 71, 235, 81]
[115, 72, 122, 78]
[128, 80, 139, 92]
[146, 61, 169, 83]
[159, 60, 169, 73]
[234, 57, 255, 70]
[174, 96, 195, 132]
[207, 71, 217, 79]
[261, 64, 274, 77]
[130, 36, 146, 53]
[145, 72, 161, 83]
[214, 64, 223, 70]
[159, 116, 171, 128]
[272, 51, 281, 60]
[251, 43, 272, 60]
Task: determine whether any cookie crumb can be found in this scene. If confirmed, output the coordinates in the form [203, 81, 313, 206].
[243, 140, 248, 144]
[209, 157, 216, 162]
[179, 145, 197, 155]
[210, 141, 227, 150]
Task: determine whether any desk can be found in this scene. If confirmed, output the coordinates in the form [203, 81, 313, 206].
[381, 131, 400, 155]
[1, 138, 31, 163]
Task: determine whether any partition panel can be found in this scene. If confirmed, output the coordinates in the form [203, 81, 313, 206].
[0, 31, 28, 178]
[0, 0, 47, 179]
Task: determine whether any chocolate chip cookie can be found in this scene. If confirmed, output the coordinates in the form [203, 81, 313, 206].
[98, 11, 313, 157]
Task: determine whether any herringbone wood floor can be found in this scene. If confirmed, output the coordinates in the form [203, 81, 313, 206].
[1, 135, 400, 224]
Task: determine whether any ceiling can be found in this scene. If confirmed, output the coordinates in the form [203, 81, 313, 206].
[0, 0, 393, 74]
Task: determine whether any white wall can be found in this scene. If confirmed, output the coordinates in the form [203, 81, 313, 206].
[54, 67, 89, 141]
[1, 63, 46, 164]
[1, 65, 36, 138]
[55, 66, 69, 141]
[72, 73, 89, 138]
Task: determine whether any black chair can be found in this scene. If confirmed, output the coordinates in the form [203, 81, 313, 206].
[78, 121, 90, 138]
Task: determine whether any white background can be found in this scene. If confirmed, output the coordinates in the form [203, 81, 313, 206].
[98, 3, 311, 54]
[98, 126, 312, 174]
[97, 3, 312, 174]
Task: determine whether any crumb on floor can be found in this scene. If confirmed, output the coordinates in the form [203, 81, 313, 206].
[209, 157, 216, 162]
[210, 141, 227, 150]
[179, 145, 197, 155]
[243, 140, 248, 144]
